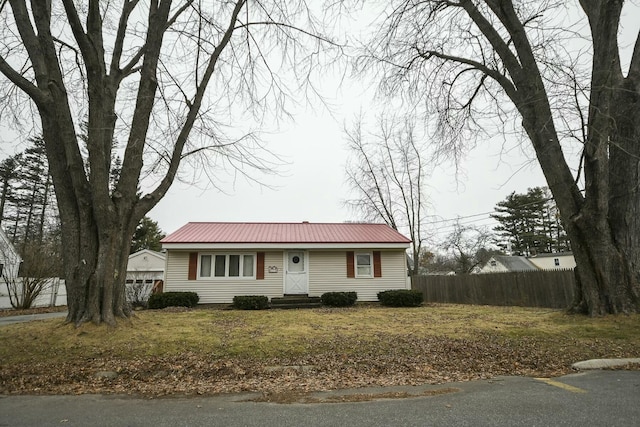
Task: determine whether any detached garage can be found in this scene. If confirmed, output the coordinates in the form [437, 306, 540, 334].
[161, 222, 411, 303]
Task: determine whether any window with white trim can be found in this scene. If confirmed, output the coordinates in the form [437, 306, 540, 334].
[355, 252, 372, 277]
[554, 258, 560, 266]
[200, 254, 255, 278]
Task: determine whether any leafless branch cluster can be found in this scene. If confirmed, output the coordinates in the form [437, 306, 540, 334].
[344, 114, 429, 273]
[358, 0, 590, 172]
[0, 1, 342, 196]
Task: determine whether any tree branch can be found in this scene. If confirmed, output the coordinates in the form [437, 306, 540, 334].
[59, 0, 95, 65]
[415, 48, 518, 101]
[460, 0, 523, 81]
[0, 56, 47, 104]
[110, 0, 140, 78]
[8, 0, 49, 87]
[135, 0, 247, 216]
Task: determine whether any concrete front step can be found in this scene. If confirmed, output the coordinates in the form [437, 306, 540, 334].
[270, 295, 321, 309]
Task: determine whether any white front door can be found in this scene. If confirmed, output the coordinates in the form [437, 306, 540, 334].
[285, 251, 308, 295]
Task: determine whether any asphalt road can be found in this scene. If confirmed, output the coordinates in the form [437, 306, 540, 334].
[1, 370, 638, 427]
[0, 311, 67, 326]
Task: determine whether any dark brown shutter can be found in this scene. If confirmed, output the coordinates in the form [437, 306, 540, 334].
[373, 251, 382, 278]
[346, 251, 355, 278]
[188, 252, 198, 280]
[256, 252, 265, 280]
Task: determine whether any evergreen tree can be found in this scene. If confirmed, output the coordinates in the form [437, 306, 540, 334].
[492, 187, 570, 256]
[0, 137, 59, 248]
[4, 138, 57, 247]
[130, 217, 165, 254]
[0, 156, 18, 227]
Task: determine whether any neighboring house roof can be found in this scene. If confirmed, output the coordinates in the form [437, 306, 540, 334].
[127, 249, 166, 272]
[0, 227, 21, 262]
[162, 222, 411, 249]
[492, 255, 538, 272]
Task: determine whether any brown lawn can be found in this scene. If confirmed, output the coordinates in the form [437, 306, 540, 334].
[1, 304, 638, 399]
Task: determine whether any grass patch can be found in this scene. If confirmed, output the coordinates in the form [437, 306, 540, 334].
[1, 304, 638, 396]
[2, 305, 639, 364]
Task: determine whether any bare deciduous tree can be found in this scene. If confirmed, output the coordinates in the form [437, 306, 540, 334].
[442, 222, 494, 274]
[345, 115, 428, 275]
[2, 241, 60, 309]
[0, 1, 338, 325]
[361, 0, 640, 314]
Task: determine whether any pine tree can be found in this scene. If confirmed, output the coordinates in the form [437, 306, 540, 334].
[130, 217, 165, 254]
[0, 137, 59, 247]
[0, 156, 18, 227]
[492, 187, 569, 256]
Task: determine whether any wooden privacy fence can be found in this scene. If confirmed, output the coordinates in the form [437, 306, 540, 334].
[412, 270, 575, 308]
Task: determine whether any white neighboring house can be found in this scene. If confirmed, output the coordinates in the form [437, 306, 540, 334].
[0, 228, 22, 307]
[528, 252, 576, 270]
[477, 252, 576, 273]
[126, 249, 166, 304]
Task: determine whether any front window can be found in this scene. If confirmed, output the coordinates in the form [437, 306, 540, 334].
[214, 255, 225, 277]
[229, 255, 240, 277]
[243, 255, 254, 276]
[201, 255, 212, 277]
[201, 253, 255, 279]
[356, 253, 372, 277]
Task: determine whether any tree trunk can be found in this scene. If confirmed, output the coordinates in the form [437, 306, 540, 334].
[568, 71, 640, 315]
[568, 212, 639, 315]
[39, 97, 140, 326]
[60, 205, 137, 326]
[566, 84, 640, 315]
[561, 1, 640, 315]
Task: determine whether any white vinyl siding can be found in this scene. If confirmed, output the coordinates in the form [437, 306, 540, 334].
[165, 249, 409, 303]
[308, 250, 408, 301]
[528, 255, 576, 270]
[164, 251, 283, 303]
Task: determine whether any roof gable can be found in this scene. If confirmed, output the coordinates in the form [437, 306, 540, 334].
[127, 249, 166, 271]
[162, 222, 411, 248]
[0, 227, 21, 264]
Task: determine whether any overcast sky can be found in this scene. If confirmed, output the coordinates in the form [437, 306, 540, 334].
[148, 78, 549, 243]
[148, 3, 639, 245]
[1, 3, 638, 248]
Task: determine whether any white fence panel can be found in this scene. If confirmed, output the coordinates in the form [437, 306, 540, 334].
[0, 278, 67, 309]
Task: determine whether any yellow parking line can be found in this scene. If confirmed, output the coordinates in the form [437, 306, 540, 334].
[535, 378, 588, 394]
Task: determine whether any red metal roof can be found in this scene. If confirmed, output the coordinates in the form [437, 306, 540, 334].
[161, 222, 411, 244]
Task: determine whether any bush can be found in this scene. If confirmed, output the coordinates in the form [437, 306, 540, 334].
[320, 291, 357, 307]
[377, 289, 423, 307]
[233, 295, 270, 310]
[148, 292, 199, 309]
